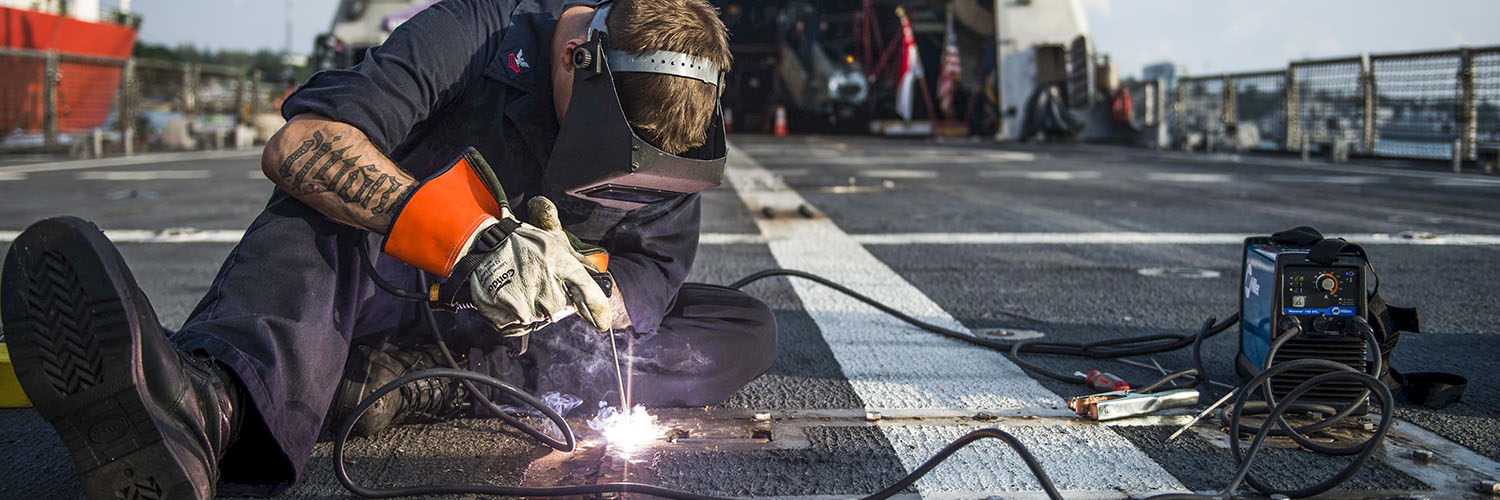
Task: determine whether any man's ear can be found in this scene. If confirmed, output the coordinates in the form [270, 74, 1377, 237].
[558, 38, 587, 74]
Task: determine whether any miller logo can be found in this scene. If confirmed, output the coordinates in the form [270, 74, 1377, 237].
[1244, 265, 1260, 299]
[507, 49, 530, 74]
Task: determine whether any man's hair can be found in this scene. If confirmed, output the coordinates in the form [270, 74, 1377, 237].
[607, 0, 730, 154]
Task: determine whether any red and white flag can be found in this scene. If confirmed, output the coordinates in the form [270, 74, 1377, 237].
[936, 10, 962, 119]
[895, 8, 924, 122]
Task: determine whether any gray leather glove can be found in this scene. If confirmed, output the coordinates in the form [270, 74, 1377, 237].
[466, 197, 612, 336]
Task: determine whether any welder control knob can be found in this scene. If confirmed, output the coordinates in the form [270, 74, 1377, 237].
[1317, 275, 1338, 293]
[573, 47, 594, 69]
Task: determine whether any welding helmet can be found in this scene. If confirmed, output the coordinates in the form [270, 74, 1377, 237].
[547, 0, 728, 210]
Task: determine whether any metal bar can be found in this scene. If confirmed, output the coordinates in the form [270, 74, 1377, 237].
[1179, 69, 1285, 82]
[1175, 78, 1189, 149]
[249, 69, 263, 117]
[1369, 47, 1477, 61]
[42, 51, 59, 150]
[0, 46, 127, 67]
[1154, 79, 1168, 148]
[182, 63, 199, 116]
[1284, 65, 1300, 151]
[1361, 54, 1376, 153]
[119, 58, 136, 156]
[1221, 74, 1237, 127]
[234, 69, 248, 124]
[1291, 55, 1365, 67]
[993, 0, 1005, 139]
[1459, 48, 1478, 162]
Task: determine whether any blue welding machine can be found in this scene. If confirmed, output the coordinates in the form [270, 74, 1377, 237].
[1236, 231, 1373, 409]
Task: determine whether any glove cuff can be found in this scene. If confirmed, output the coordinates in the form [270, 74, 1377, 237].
[384, 148, 509, 276]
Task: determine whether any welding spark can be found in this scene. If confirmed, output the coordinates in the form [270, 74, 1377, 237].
[587, 404, 658, 458]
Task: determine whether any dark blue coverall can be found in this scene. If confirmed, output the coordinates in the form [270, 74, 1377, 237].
[169, 0, 776, 493]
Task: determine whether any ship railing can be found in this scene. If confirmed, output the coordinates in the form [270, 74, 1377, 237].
[1169, 44, 1500, 173]
[0, 46, 282, 155]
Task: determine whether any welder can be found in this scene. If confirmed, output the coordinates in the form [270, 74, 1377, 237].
[0, 1, 777, 498]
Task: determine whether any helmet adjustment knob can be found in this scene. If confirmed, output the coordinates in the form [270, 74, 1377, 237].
[573, 48, 594, 70]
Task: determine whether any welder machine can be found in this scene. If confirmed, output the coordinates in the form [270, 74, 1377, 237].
[1235, 228, 1378, 412]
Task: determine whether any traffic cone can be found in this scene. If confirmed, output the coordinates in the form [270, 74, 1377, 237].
[773, 105, 788, 137]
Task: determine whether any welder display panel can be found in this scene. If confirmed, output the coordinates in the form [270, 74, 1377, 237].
[1280, 265, 1362, 317]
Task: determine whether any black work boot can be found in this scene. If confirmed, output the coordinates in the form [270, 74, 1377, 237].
[1, 217, 242, 500]
[327, 343, 470, 437]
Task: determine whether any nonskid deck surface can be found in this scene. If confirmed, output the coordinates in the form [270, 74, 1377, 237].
[2, 138, 1498, 499]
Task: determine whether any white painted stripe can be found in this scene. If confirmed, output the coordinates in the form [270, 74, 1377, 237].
[1263, 174, 1383, 185]
[77, 170, 213, 181]
[699, 233, 767, 245]
[769, 168, 811, 177]
[862, 168, 939, 179]
[0, 172, 25, 181]
[1432, 176, 1500, 187]
[1146, 172, 1234, 183]
[881, 425, 1191, 495]
[723, 145, 1186, 494]
[0, 149, 260, 174]
[11, 230, 1492, 247]
[0, 229, 245, 244]
[754, 151, 1035, 167]
[844, 232, 1500, 246]
[981, 170, 1102, 181]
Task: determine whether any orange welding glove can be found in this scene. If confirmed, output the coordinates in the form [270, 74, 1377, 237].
[383, 148, 611, 334]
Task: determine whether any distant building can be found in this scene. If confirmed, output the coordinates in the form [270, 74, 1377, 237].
[1142, 61, 1186, 91]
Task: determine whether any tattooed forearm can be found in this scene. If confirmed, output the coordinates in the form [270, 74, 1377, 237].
[263, 115, 418, 233]
[277, 129, 414, 215]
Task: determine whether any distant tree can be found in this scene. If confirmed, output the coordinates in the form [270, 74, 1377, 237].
[133, 42, 312, 82]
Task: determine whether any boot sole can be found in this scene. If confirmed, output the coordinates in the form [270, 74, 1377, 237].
[2, 217, 200, 500]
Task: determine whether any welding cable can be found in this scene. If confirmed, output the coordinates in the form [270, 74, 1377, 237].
[333, 367, 1066, 500]
[357, 241, 431, 301]
[355, 242, 577, 451]
[730, 268, 1241, 391]
[1190, 316, 1218, 400]
[1137, 360, 1395, 500]
[1225, 360, 1394, 498]
[418, 278, 578, 452]
[1219, 321, 1384, 455]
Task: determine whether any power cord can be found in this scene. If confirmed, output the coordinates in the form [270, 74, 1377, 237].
[344, 262, 1393, 499]
[358, 241, 576, 451]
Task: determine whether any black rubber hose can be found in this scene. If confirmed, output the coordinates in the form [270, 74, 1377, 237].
[417, 283, 577, 452]
[1223, 322, 1383, 453]
[732, 269, 1241, 389]
[356, 242, 576, 451]
[1190, 316, 1218, 402]
[357, 242, 430, 301]
[1139, 361, 1395, 500]
[334, 371, 1065, 500]
[1227, 360, 1394, 498]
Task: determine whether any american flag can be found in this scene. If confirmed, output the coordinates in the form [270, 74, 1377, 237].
[936, 10, 962, 119]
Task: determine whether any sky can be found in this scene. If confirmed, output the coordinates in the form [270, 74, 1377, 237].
[122, 0, 1500, 72]
[129, 0, 340, 54]
[1079, 0, 1500, 79]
